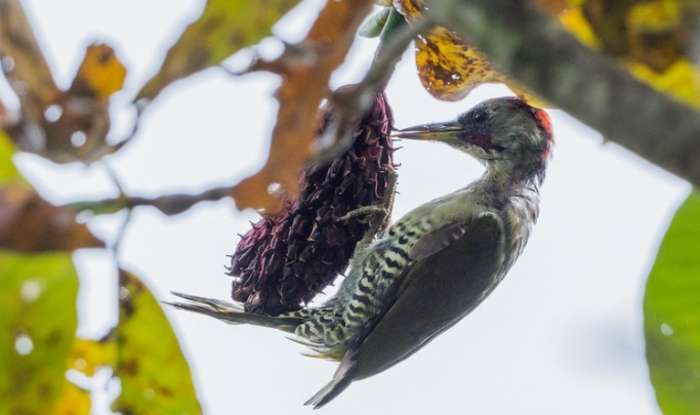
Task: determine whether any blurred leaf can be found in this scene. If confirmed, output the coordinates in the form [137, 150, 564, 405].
[534, 0, 572, 14]
[395, 0, 700, 107]
[68, 43, 127, 101]
[0, 129, 21, 184]
[414, 26, 501, 101]
[395, 0, 498, 101]
[645, 191, 700, 413]
[0, 0, 61, 111]
[395, 0, 543, 104]
[0, 0, 126, 163]
[49, 381, 91, 415]
[136, 0, 299, 103]
[0, 251, 79, 414]
[0, 132, 104, 252]
[560, 0, 700, 109]
[360, 7, 391, 38]
[113, 271, 201, 415]
[231, 0, 374, 213]
[0, 184, 104, 251]
[67, 338, 116, 377]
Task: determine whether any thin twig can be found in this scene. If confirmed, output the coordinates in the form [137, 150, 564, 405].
[219, 40, 321, 77]
[100, 160, 131, 264]
[65, 184, 234, 217]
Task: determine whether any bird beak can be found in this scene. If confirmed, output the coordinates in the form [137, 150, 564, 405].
[393, 121, 464, 143]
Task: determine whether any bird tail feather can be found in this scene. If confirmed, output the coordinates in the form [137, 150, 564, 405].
[304, 353, 356, 409]
[165, 292, 302, 333]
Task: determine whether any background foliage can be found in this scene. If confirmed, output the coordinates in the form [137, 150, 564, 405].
[1, 0, 699, 413]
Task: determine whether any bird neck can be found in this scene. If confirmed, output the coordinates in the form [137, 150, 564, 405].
[480, 160, 545, 205]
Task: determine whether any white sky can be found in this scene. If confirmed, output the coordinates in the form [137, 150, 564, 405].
[7, 0, 692, 413]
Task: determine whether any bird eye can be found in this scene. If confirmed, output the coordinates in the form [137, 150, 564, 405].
[471, 110, 487, 123]
[458, 108, 489, 125]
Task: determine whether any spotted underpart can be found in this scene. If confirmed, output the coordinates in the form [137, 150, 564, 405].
[288, 215, 434, 354]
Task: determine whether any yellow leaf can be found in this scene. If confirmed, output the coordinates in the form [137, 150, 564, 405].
[397, 0, 700, 109]
[49, 381, 91, 415]
[395, 0, 547, 103]
[414, 27, 502, 101]
[70, 43, 126, 100]
[627, 0, 682, 34]
[560, 0, 700, 108]
[627, 59, 700, 108]
[67, 338, 115, 377]
[559, 7, 600, 48]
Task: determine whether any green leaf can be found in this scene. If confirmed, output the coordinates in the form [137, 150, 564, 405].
[645, 191, 700, 413]
[359, 7, 391, 38]
[0, 251, 79, 414]
[136, 0, 299, 103]
[113, 271, 202, 415]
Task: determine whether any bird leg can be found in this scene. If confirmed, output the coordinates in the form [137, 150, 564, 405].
[336, 205, 388, 223]
[336, 170, 397, 231]
[344, 170, 398, 266]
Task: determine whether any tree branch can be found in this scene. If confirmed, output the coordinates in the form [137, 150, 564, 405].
[431, 0, 700, 188]
[66, 185, 233, 217]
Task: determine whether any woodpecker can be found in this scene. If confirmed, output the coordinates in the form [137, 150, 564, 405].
[168, 97, 553, 409]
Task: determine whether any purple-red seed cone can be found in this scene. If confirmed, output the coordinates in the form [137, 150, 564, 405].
[229, 91, 396, 315]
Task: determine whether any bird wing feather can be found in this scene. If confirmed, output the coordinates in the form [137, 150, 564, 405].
[305, 212, 505, 408]
[350, 212, 504, 379]
[408, 222, 469, 262]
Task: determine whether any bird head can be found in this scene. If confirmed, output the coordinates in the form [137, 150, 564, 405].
[395, 97, 553, 182]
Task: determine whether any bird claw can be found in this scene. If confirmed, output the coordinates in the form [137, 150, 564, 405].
[336, 205, 388, 224]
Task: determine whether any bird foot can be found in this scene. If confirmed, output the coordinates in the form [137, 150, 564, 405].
[336, 205, 388, 224]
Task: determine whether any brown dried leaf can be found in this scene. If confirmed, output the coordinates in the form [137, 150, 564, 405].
[136, 0, 299, 103]
[231, 0, 374, 213]
[13, 42, 127, 163]
[0, 0, 61, 114]
[0, 133, 103, 252]
[0, 184, 104, 252]
[0, 0, 127, 163]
